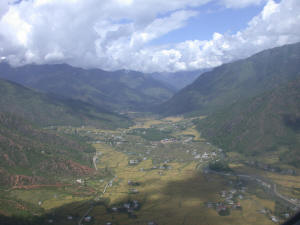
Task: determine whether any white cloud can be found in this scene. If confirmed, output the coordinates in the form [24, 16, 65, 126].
[153, 0, 300, 71]
[221, 0, 267, 8]
[0, 0, 299, 72]
[0, 1, 11, 19]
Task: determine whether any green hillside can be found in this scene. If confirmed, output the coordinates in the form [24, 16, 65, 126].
[196, 77, 300, 167]
[0, 64, 175, 112]
[159, 42, 300, 116]
[0, 112, 95, 187]
[0, 78, 131, 129]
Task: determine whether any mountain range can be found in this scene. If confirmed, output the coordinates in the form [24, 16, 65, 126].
[158, 42, 300, 116]
[0, 63, 176, 112]
[0, 78, 131, 129]
[196, 77, 300, 167]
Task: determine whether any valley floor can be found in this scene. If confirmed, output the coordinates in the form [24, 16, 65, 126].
[1, 116, 300, 225]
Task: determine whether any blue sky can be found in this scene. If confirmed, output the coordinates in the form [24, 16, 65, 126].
[0, 0, 299, 72]
[150, 2, 265, 45]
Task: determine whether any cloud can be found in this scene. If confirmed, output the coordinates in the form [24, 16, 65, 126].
[220, 0, 267, 8]
[0, 1, 11, 19]
[0, 0, 299, 72]
[140, 0, 300, 72]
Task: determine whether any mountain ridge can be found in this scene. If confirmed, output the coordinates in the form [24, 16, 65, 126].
[0, 77, 132, 128]
[195, 76, 300, 167]
[0, 63, 176, 112]
[158, 42, 300, 116]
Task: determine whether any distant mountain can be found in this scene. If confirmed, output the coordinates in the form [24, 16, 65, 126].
[196, 77, 300, 167]
[0, 112, 95, 187]
[150, 69, 208, 90]
[158, 42, 300, 116]
[0, 63, 176, 112]
[0, 78, 131, 129]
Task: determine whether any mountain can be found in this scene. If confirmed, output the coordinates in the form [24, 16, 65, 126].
[150, 69, 208, 90]
[0, 112, 95, 187]
[0, 78, 131, 129]
[195, 77, 300, 167]
[0, 63, 176, 112]
[158, 42, 300, 116]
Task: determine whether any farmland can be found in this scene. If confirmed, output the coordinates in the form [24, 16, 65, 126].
[1, 116, 300, 225]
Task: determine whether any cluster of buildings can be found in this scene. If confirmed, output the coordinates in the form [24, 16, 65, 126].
[206, 189, 244, 216]
[160, 138, 177, 144]
[258, 208, 281, 223]
[110, 200, 141, 216]
[246, 161, 297, 175]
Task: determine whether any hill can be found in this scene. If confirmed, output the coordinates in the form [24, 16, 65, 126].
[0, 78, 131, 129]
[0, 63, 175, 112]
[195, 77, 300, 167]
[158, 42, 300, 116]
[0, 112, 95, 187]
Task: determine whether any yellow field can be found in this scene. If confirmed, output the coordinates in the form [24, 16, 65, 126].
[128, 117, 165, 129]
[88, 143, 275, 225]
[266, 173, 300, 188]
[177, 126, 204, 141]
[162, 116, 184, 122]
[16, 120, 289, 225]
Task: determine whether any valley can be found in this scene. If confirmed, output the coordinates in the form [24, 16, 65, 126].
[0, 1, 300, 224]
[1, 116, 299, 225]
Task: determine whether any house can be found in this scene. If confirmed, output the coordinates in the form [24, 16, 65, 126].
[230, 189, 237, 194]
[76, 179, 83, 184]
[67, 216, 73, 220]
[220, 191, 226, 198]
[202, 152, 209, 159]
[271, 216, 279, 223]
[128, 180, 140, 186]
[133, 200, 140, 209]
[148, 221, 158, 225]
[194, 154, 201, 159]
[129, 188, 139, 194]
[84, 216, 92, 222]
[129, 159, 139, 165]
[124, 203, 131, 209]
[112, 207, 118, 212]
[259, 209, 267, 214]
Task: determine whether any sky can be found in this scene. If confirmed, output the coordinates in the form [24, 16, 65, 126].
[0, 0, 299, 73]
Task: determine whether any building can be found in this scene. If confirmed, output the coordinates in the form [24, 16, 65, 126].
[84, 216, 92, 222]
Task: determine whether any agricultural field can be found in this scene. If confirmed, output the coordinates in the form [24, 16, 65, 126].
[1, 116, 300, 225]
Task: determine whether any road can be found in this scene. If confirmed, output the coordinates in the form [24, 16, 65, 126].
[273, 183, 299, 207]
[206, 169, 300, 208]
[78, 178, 114, 225]
[92, 154, 98, 171]
[78, 203, 94, 225]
